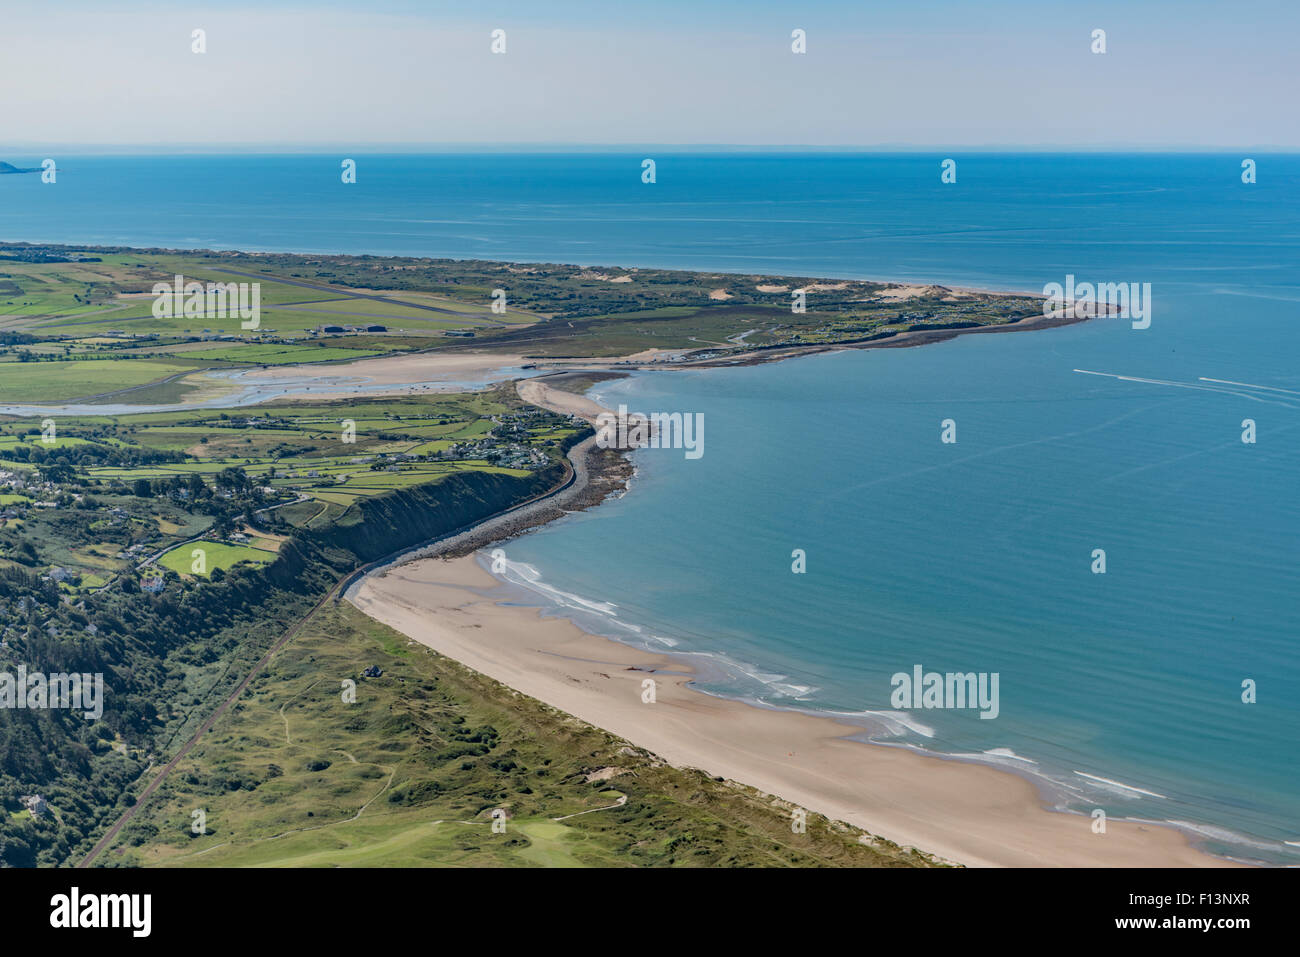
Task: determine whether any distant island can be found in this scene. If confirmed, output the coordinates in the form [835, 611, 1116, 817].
[0, 162, 41, 174]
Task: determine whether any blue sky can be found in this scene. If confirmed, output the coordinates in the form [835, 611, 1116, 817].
[4, 1, 1297, 149]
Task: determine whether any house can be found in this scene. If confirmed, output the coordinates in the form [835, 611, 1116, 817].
[362, 665, 383, 678]
[141, 576, 166, 594]
[364, 324, 387, 332]
[19, 795, 47, 818]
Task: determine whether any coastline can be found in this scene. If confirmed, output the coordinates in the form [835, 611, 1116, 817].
[340, 374, 1240, 869]
[679, 303, 1103, 370]
[3, 234, 1240, 865]
[347, 553, 1233, 868]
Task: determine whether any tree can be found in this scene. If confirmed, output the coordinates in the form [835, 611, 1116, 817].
[132, 478, 152, 498]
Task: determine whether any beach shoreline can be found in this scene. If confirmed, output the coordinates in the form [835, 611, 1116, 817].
[333, 373, 1246, 869]
[347, 553, 1236, 868]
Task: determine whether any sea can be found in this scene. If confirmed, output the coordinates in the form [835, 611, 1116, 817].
[2, 151, 1297, 863]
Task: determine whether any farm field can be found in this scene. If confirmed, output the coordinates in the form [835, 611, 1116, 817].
[0, 387, 577, 593]
[156, 540, 277, 577]
[0, 357, 202, 402]
[179, 344, 386, 364]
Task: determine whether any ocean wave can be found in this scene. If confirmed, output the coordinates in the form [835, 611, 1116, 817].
[1072, 770, 1167, 800]
[1158, 819, 1300, 856]
[475, 549, 1290, 863]
[489, 555, 620, 617]
[481, 551, 821, 701]
[983, 747, 1037, 763]
[821, 707, 936, 738]
[949, 747, 1038, 765]
[670, 649, 821, 700]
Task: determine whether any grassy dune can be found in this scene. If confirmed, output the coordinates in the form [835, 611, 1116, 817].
[109, 604, 940, 868]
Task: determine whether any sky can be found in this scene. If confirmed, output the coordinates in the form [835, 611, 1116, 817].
[2, 0, 1297, 150]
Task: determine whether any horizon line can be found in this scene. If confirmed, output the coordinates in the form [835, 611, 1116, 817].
[5, 143, 1300, 155]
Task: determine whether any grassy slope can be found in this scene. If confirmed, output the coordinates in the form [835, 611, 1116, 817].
[109, 604, 940, 868]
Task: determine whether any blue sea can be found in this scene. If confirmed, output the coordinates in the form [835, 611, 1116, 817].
[3, 152, 1297, 862]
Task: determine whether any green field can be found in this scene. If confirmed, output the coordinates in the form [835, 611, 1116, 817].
[0, 433, 101, 452]
[179, 344, 385, 364]
[1, 251, 539, 340]
[0, 388, 573, 590]
[156, 540, 277, 577]
[0, 358, 199, 402]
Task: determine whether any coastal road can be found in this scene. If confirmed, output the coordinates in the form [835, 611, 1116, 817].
[338, 432, 594, 600]
[338, 377, 616, 597]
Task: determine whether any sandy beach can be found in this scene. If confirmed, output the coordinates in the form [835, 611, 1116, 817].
[232, 350, 533, 399]
[164, 349, 681, 407]
[516, 378, 609, 424]
[349, 555, 1234, 868]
